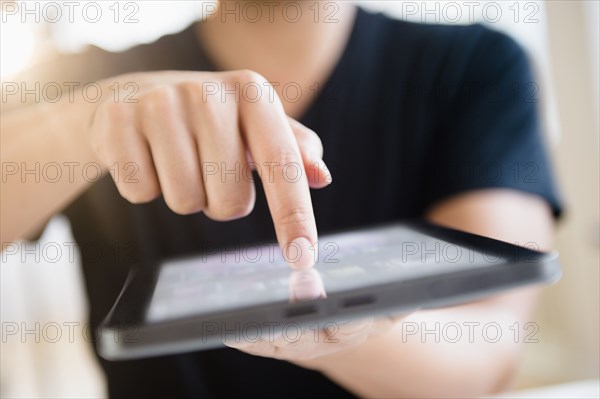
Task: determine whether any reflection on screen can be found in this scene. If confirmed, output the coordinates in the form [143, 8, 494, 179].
[146, 224, 496, 322]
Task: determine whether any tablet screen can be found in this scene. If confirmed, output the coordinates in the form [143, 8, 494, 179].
[146, 224, 501, 323]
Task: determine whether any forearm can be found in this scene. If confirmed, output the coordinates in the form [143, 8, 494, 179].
[299, 289, 539, 398]
[1, 100, 98, 244]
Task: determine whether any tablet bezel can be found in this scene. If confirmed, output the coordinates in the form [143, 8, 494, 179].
[98, 221, 561, 360]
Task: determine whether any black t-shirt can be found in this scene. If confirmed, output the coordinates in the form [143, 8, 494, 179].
[17, 7, 562, 398]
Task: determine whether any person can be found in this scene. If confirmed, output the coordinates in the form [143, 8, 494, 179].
[1, 1, 562, 397]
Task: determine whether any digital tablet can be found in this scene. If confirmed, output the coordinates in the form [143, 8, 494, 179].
[98, 222, 561, 360]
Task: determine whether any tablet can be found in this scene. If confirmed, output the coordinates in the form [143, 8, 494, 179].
[98, 222, 561, 360]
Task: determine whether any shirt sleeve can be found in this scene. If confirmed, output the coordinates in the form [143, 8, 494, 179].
[423, 25, 563, 218]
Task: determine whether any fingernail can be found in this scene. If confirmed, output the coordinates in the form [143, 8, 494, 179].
[286, 237, 316, 270]
[323, 166, 333, 184]
[309, 156, 333, 185]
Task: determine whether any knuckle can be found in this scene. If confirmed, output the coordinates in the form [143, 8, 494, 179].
[307, 128, 323, 149]
[276, 205, 311, 229]
[267, 148, 300, 167]
[165, 193, 205, 215]
[121, 184, 161, 204]
[97, 99, 130, 123]
[177, 80, 231, 128]
[231, 70, 281, 107]
[234, 69, 266, 85]
[198, 92, 224, 118]
[88, 133, 105, 159]
[292, 120, 320, 143]
[139, 86, 176, 114]
[177, 80, 205, 104]
[296, 127, 323, 157]
[208, 195, 254, 221]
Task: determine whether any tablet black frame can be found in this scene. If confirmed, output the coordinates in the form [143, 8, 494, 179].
[98, 221, 561, 360]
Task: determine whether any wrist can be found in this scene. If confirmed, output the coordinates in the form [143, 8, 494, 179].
[49, 94, 103, 169]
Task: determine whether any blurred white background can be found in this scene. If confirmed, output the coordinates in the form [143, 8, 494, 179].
[1, 1, 599, 397]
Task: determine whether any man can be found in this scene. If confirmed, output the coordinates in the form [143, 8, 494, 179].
[1, 1, 561, 397]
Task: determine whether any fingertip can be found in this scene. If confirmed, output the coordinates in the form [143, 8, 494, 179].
[289, 268, 326, 302]
[284, 237, 317, 270]
[304, 158, 333, 188]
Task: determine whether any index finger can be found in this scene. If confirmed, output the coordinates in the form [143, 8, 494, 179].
[237, 71, 318, 270]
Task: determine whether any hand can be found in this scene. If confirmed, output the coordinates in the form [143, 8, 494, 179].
[225, 268, 408, 362]
[89, 70, 332, 269]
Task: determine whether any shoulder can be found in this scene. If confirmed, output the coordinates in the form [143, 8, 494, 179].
[361, 8, 530, 81]
[373, 9, 525, 56]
